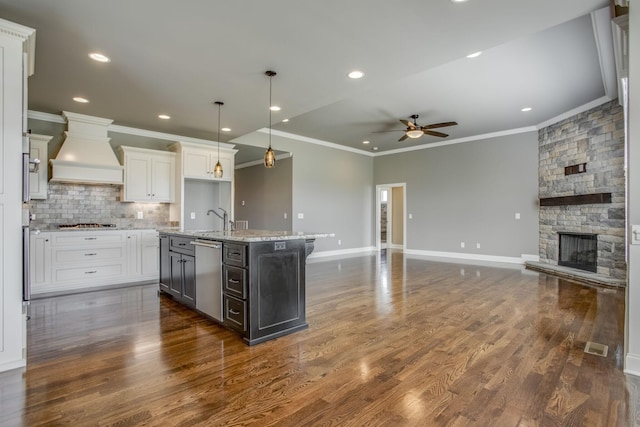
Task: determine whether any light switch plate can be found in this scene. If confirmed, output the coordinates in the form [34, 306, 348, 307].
[190, 212, 196, 219]
[632, 225, 640, 244]
[137, 211, 143, 219]
[297, 213, 304, 219]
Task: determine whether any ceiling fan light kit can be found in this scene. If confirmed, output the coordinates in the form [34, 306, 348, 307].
[374, 114, 458, 142]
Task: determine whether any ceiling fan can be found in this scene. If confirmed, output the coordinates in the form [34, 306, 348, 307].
[376, 115, 458, 142]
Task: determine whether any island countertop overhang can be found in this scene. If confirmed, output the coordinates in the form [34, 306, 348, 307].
[158, 229, 332, 243]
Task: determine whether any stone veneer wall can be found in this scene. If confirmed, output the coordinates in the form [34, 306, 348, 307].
[29, 183, 170, 229]
[538, 100, 626, 280]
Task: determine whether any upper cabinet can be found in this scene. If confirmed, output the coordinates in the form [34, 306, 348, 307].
[173, 141, 235, 182]
[119, 146, 176, 203]
[29, 133, 52, 200]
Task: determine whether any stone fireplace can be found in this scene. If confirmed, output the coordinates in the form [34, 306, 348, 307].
[536, 100, 626, 283]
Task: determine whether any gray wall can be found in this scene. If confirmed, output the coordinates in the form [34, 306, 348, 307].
[183, 180, 232, 231]
[374, 131, 539, 258]
[234, 156, 293, 231]
[233, 133, 374, 253]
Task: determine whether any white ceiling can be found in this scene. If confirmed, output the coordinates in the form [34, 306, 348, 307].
[0, 0, 612, 162]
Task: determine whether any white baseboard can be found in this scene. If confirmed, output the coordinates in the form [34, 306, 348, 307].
[625, 353, 640, 377]
[309, 247, 537, 266]
[0, 358, 26, 373]
[308, 246, 376, 260]
[404, 249, 525, 265]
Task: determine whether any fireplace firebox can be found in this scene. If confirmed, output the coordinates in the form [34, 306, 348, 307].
[558, 233, 597, 273]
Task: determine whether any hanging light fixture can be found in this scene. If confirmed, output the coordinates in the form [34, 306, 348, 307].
[213, 101, 224, 178]
[264, 70, 276, 168]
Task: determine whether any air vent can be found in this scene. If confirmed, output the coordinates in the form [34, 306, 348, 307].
[584, 341, 608, 357]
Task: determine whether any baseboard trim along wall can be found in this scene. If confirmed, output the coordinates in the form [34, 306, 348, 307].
[308, 246, 376, 261]
[309, 246, 538, 266]
[625, 354, 640, 377]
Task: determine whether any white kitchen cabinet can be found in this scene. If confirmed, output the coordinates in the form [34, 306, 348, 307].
[29, 232, 51, 288]
[30, 229, 158, 295]
[29, 133, 52, 200]
[141, 230, 159, 277]
[120, 146, 176, 202]
[182, 146, 233, 181]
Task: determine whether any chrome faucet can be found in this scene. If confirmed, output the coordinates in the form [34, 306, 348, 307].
[207, 208, 231, 231]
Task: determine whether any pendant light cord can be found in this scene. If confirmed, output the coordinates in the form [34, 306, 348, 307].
[268, 73, 273, 149]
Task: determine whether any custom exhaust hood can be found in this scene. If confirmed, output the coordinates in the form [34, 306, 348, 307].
[50, 111, 124, 185]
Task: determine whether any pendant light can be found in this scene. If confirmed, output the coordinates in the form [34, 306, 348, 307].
[213, 101, 224, 178]
[264, 70, 276, 168]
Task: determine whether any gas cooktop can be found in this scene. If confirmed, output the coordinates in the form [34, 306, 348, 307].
[58, 223, 117, 230]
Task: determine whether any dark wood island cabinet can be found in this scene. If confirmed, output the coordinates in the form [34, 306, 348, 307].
[158, 230, 326, 345]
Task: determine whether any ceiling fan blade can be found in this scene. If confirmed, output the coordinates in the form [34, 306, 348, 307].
[372, 129, 405, 133]
[398, 134, 409, 142]
[400, 119, 415, 129]
[423, 130, 449, 138]
[422, 121, 458, 130]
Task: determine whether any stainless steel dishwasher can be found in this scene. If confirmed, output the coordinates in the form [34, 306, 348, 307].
[192, 239, 223, 322]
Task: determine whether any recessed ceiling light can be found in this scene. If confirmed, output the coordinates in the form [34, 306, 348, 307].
[73, 97, 89, 103]
[282, 119, 289, 123]
[348, 70, 364, 79]
[521, 107, 533, 112]
[373, 147, 379, 151]
[158, 114, 171, 120]
[466, 51, 482, 58]
[221, 127, 231, 132]
[88, 52, 110, 63]
[450, 0, 469, 3]
[362, 140, 370, 144]
[269, 105, 281, 111]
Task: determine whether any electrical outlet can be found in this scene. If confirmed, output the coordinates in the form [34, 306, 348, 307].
[633, 225, 640, 244]
[284, 212, 287, 219]
[476, 243, 481, 249]
[338, 239, 341, 245]
[190, 212, 196, 219]
[461, 242, 465, 248]
[241, 200, 245, 206]
[137, 211, 143, 219]
[515, 212, 521, 220]
[409, 213, 413, 219]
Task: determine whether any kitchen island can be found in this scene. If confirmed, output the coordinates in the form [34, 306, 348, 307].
[158, 229, 329, 345]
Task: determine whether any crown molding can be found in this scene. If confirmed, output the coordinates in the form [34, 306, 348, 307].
[0, 19, 35, 75]
[257, 128, 375, 157]
[235, 152, 293, 169]
[535, 96, 614, 129]
[28, 110, 235, 149]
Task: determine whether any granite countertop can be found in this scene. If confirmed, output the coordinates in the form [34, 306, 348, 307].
[159, 229, 333, 243]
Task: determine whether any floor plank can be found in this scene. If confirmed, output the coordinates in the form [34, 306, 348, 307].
[0, 250, 636, 426]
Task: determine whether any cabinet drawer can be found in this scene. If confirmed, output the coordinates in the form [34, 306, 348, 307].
[54, 263, 124, 282]
[224, 295, 246, 332]
[223, 243, 247, 267]
[170, 236, 195, 255]
[53, 246, 124, 263]
[223, 265, 247, 299]
[51, 231, 125, 246]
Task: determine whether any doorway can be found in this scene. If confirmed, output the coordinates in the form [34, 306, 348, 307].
[376, 184, 406, 251]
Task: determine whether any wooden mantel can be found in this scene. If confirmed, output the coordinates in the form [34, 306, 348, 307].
[539, 193, 612, 207]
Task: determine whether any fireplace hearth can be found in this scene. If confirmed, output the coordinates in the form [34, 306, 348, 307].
[558, 232, 597, 273]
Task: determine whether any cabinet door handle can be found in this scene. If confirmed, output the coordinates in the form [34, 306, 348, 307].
[229, 309, 240, 315]
[228, 279, 240, 284]
[85, 253, 97, 256]
[85, 270, 97, 274]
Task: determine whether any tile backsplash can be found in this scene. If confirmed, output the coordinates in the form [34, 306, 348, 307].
[29, 183, 171, 229]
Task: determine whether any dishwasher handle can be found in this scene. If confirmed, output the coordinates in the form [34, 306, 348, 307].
[191, 240, 222, 249]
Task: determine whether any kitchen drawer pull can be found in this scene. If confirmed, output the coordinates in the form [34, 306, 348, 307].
[229, 309, 240, 315]
[178, 243, 186, 246]
[85, 270, 97, 274]
[84, 237, 97, 240]
[85, 253, 97, 256]
[229, 251, 241, 256]
[228, 279, 240, 284]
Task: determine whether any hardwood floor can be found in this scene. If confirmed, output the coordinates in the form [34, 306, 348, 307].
[0, 250, 637, 426]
